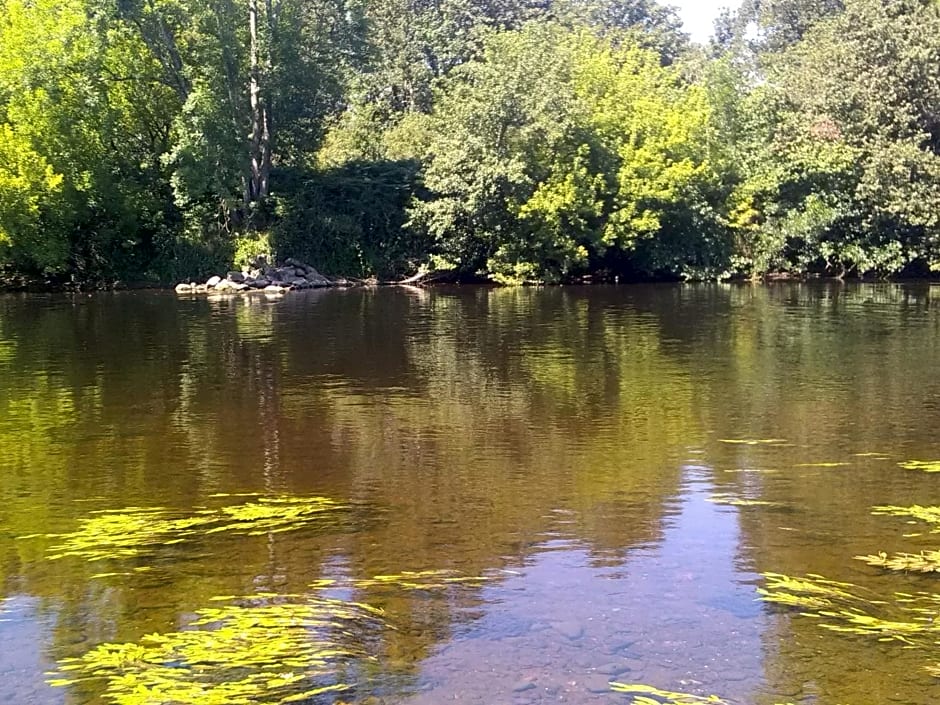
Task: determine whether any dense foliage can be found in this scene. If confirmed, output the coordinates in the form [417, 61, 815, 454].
[1, 0, 939, 285]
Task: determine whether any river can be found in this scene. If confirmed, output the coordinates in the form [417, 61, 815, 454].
[0, 283, 938, 705]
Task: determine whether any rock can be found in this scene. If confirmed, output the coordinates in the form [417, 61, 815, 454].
[175, 283, 193, 293]
[233, 283, 250, 292]
[294, 267, 307, 277]
[264, 285, 286, 294]
[305, 272, 331, 287]
[605, 639, 637, 654]
[215, 279, 234, 291]
[249, 278, 270, 289]
[227, 271, 246, 283]
[206, 275, 222, 287]
[195, 284, 209, 293]
[290, 278, 309, 289]
[595, 662, 631, 676]
[552, 621, 584, 641]
[582, 676, 614, 694]
[512, 680, 536, 693]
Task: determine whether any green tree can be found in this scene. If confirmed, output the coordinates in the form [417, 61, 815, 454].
[409, 23, 717, 283]
[724, 0, 940, 277]
[0, 0, 181, 280]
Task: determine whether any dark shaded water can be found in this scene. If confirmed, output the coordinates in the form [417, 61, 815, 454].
[1, 283, 939, 704]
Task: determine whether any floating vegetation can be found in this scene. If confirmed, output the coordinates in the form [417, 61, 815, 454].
[871, 505, 940, 529]
[22, 496, 351, 563]
[49, 568, 491, 704]
[898, 460, 940, 473]
[707, 494, 785, 508]
[757, 573, 940, 647]
[717, 439, 787, 446]
[757, 573, 860, 612]
[49, 594, 386, 705]
[311, 570, 490, 590]
[856, 505, 940, 573]
[794, 462, 851, 468]
[857, 550, 940, 574]
[207, 496, 350, 536]
[610, 683, 729, 704]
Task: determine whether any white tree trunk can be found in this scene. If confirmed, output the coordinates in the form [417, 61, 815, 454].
[248, 0, 271, 202]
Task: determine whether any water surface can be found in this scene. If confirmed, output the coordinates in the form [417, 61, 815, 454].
[1, 283, 939, 704]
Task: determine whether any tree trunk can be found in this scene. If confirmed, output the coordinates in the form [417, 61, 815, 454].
[247, 0, 271, 203]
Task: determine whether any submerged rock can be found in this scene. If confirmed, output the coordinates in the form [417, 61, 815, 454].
[552, 621, 585, 640]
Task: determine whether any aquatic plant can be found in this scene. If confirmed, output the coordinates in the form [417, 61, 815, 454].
[898, 460, 940, 473]
[206, 496, 351, 536]
[40, 507, 213, 561]
[857, 550, 940, 574]
[21, 496, 351, 563]
[856, 505, 940, 573]
[49, 569, 491, 704]
[707, 494, 785, 508]
[758, 573, 940, 648]
[610, 683, 729, 704]
[757, 573, 860, 611]
[339, 569, 490, 591]
[870, 505, 940, 529]
[717, 439, 787, 446]
[794, 462, 851, 468]
[49, 594, 386, 704]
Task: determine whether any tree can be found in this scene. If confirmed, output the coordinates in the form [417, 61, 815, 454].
[735, 0, 845, 53]
[727, 0, 940, 276]
[409, 23, 716, 283]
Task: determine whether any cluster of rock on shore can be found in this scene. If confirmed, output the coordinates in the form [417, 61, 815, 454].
[175, 257, 353, 294]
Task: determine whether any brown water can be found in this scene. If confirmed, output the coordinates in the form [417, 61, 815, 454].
[1, 283, 939, 705]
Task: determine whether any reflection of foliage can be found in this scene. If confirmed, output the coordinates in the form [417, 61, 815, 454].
[23, 496, 350, 562]
[610, 683, 730, 704]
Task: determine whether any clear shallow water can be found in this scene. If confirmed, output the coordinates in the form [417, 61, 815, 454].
[0, 283, 939, 704]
